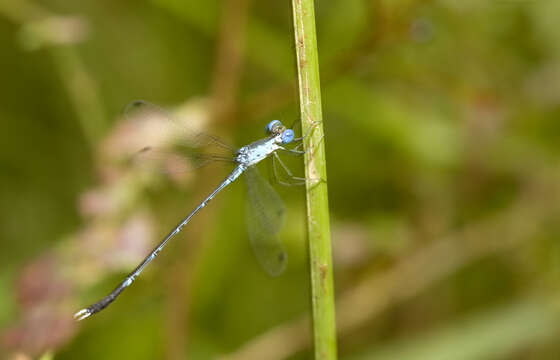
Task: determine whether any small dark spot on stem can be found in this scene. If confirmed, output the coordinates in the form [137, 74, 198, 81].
[319, 264, 328, 293]
[320, 264, 327, 281]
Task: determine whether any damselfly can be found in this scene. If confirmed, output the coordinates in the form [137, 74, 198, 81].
[74, 101, 305, 320]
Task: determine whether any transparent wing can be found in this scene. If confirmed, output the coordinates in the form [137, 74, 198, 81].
[244, 166, 287, 276]
[101, 100, 236, 176]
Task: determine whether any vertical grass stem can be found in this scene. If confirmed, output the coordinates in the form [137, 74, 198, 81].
[291, 0, 337, 358]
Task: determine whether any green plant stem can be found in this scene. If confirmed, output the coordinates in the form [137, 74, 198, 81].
[291, 0, 337, 359]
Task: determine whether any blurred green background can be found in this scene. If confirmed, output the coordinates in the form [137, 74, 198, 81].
[1, 0, 560, 359]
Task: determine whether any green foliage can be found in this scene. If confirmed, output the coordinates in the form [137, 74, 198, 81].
[0, 0, 559, 359]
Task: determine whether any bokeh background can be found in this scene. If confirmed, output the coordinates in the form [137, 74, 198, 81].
[1, 0, 560, 359]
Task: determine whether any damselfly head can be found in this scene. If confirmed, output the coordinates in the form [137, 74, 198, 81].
[266, 120, 294, 144]
[265, 120, 283, 134]
[280, 129, 294, 144]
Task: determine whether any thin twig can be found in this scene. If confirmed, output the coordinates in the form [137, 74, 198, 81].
[291, 0, 337, 359]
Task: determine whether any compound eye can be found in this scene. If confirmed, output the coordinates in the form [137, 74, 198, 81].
[281, 129, 295, 144]
[266, 120, 282, 133]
